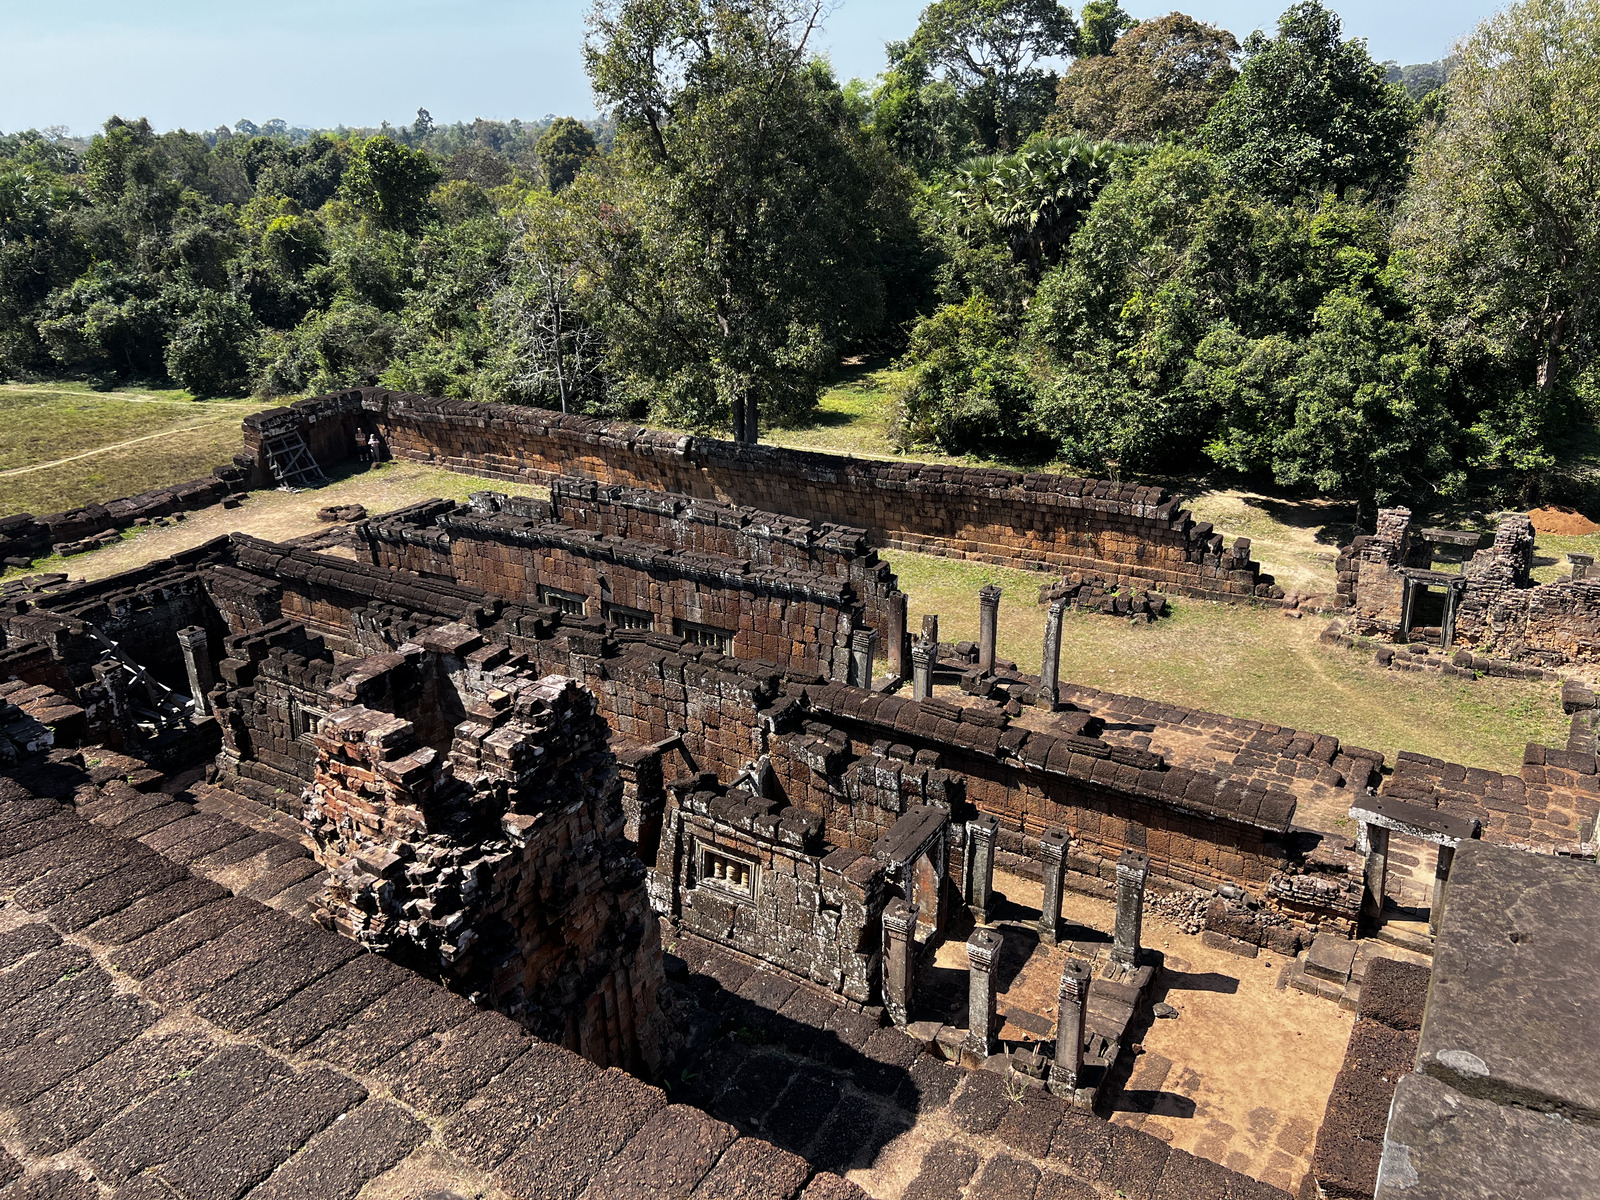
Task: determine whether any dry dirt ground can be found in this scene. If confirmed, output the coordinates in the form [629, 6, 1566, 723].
[856, 869, 1349, 1198]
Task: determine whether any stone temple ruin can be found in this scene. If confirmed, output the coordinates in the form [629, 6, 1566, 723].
[0, 386, 1594, 1198]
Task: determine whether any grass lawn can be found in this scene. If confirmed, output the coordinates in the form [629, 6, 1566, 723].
[0, 382, 286, 517]
[886, 547, 1568, 773]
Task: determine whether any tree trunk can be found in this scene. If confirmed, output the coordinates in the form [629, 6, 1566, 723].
[731, 386, 747, 444]
[744, 389, 759, 446]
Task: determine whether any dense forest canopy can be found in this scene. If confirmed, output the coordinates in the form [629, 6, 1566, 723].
[2, 0, 1597, 518]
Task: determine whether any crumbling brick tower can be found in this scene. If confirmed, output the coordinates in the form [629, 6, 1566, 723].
[304, 657, 665, 1073]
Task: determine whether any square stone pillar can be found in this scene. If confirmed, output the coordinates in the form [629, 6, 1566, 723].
[1111, 850, 1150, 967]
[1038, 829, 1070, 946]
[882, 899, 919, 1026]
[1398, 576, 1417, 640]
[966, 815, 1000, 924]
[1361, 823, 1390, 924]
[965, 927, 1003, 1059]
[1441, 582, 1463, 651]
[921, 613, 940, 644]
[177, 625, 215, 717]
[910, 636, 936, 703]
[1429, 844, 1455, 937]
[1039, 598, 1067, 710]
[1049, 959, 1091, 1099]
[887, 592, 908, 679]
[977, 585, 1002, 673]
[850, 627, 878, 690]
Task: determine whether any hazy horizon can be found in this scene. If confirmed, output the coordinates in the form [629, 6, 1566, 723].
[2, 0, 1499, 138]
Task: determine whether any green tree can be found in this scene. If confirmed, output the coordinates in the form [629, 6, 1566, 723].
[537, 117, 599, 191]
[164, 289, 259, 395]
[582, 0, 914, 442]
[1270, 290, 1455, 520]
[1200, 1, 1416, 198]
[893, 293, 1041, 454]
[1073, 1, 1136, 57]
[339, 135, 442, 232]
[905, 0, 1079, 151]
[1050, 14, 1238, 141]
[1397, 0, 1600, 476]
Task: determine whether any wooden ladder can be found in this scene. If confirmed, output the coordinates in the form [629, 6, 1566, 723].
[262, 430, 326, 489]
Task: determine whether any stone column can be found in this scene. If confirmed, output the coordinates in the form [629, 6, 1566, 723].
[977, 585, 1002, 674]
[1429, 844, 1455, 937]
[887, 592, 908, 679]
[850, 627, 878, 690]
[966, 815, 999, 924]
[1038, 829, 1070, 946]
[1049, 959, 1091, 1099]
[1571, 553, 1593, 581]
[1361, 822, 1390, 924]
[910, 637, 936, 702]
[1039, 598, 1067, 710]
[1111, 850, 1150, 967]
[177, 625, 214, 717]
[1398, 576, 1417, 641]
[1441, 582, 1463, 651]
[882, 899, 919, 1026]
[965, 927, 1002, 1059]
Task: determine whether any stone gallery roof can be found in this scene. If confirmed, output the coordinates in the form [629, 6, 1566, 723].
[1375, 842, 1600, 1199]
[0, 774, 858, 1200]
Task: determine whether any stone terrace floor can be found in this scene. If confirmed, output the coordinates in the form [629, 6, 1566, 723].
[664, 867, 1352, 1198]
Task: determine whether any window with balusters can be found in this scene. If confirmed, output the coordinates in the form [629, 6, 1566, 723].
[699, 846, 757, 897]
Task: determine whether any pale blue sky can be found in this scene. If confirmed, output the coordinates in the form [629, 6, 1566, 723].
[1, 0, 1499, 137]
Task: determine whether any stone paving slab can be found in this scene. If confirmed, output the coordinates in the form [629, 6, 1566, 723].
[1418, 841, 1600, 1119]
[1376, 1072, 1600, 1200]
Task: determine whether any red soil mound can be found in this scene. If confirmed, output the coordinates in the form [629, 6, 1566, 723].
[1529, 506, 1600, 535]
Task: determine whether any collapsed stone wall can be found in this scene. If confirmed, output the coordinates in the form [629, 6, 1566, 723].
[300, 644, 667, 1071]
[1338, 507, 1600, 667]
[238, 388, 1275, 601]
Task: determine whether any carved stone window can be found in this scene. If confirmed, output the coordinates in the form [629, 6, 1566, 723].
[603, 603, 655, 631]
[676, 619, 735, 654]
[291, 701, 327, 743]
[700, 846, 757, 897]
[538, 586, 587, 616]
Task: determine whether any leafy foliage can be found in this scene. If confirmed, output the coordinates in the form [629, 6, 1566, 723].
[1200, 1, 1416, 198]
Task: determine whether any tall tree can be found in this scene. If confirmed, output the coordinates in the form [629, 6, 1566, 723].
[338, 135, 441, 233]
[1200, 1, 1415, 198]
[1398, 0, 1600, 459]
[1050, 13, 1238, 141]
[1073, 1, 1136, 57]
[582, 0, 912, 442]
[537, 117, 599, 191]
[905, 0, 1079, 151]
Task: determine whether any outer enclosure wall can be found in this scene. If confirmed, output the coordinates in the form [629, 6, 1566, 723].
[242, 390, 1273, 600]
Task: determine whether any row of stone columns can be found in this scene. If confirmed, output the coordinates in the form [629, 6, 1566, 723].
[910, 584, 1071, 709]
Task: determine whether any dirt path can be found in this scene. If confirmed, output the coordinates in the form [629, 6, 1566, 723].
[0, 421, 230, 478]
